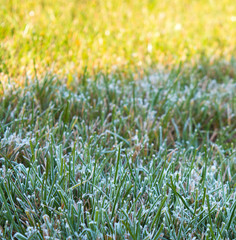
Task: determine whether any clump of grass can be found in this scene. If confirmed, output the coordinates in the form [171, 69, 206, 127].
[0, 63, 235, 239]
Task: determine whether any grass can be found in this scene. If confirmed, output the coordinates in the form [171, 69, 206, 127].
[0, 61, 235, 239]
[0, 0, 236, 239]
[0, 0, 236, 78]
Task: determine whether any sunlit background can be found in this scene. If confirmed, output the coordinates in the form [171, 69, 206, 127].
[0, 0, 236, 79]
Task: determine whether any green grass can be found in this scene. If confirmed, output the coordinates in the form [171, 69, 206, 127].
[0, 61, 235, 239]
[0, 0, 236, 239]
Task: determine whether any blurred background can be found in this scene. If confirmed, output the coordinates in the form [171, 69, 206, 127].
[0, 0, 236, 79]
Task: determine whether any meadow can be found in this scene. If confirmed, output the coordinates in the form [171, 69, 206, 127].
[0, 0, 236, 239]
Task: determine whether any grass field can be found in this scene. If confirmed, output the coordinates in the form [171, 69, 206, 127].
[0, 0, 236, 239]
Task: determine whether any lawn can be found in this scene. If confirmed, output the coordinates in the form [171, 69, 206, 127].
[0, 0, 236, 239]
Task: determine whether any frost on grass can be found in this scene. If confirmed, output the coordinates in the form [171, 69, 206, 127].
[0, 67, 235, 239]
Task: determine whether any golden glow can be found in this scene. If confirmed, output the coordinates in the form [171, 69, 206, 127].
[0, 0, 236, 80]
